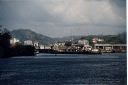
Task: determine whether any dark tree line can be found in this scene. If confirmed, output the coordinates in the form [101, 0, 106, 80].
[0, 25, 11, 58]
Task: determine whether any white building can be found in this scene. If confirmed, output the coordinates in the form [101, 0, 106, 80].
[98, 39, 104, 42]
[83, 46, 92, 51]
[39, 45, 51, 49]
[78, 40, 89, 46]
[40, 45, 45, 49]
[45, 46, 51, 49]
[56, 42, 65, 46]
[92, 38, 104, 43]
[94, 44, 126, 52]
[53, 42, 65, 51]
[33, 41, 39, 47]
[10, 38, 20, 45]
[24, 40, 33, 45]
[33, 41, 39, 49]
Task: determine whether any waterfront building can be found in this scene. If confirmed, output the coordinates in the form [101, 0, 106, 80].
[53, 42, 66, 52]
[39, 45, 51, 49]
[83, 45, 92, 51]
[33, 41, 39, 49]
[94, 44, 126, 52]
[44, 46, 52, 49]
[10, 38, 20, 45]
[57, 42, 65, 46]
[24, 40, 33, 45]
[40, 45, 45, 49]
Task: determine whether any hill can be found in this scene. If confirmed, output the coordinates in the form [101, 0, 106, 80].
[11, 29, 126, 45]
[11, 29, 55, 44]
[55, 32, 126, 44]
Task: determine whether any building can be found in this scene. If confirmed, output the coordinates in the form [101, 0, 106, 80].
[44, 46, 51, 49]
[33, 41, 39, 49]
[98, 39, 104, 42]
[78, 39, 89, 46]
[24, 40, 33, 45]
[53, 42, 66, 51]
[92, 38, 104, 44]
[40, 45, 45, 49]
[83, 45, 92, 51]
[94, 44, 126, 52]
[92, 38, 98, 43]
[10, 38, 20, 45]
[39, 45, 52, 50]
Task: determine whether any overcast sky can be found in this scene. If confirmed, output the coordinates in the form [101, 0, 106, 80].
[0, 0, 126, 38]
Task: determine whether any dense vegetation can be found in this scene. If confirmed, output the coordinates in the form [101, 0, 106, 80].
[85, 32, 126, 45]
[56, 33, 126, 45]
[0, 26, 11, 58]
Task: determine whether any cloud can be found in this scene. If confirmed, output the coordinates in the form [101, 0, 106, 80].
[109, 0, 126, 19]
[0, 0, 126, 37]
[38, 0, 125, 25]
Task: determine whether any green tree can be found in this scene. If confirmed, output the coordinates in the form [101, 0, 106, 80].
[65, 41, 72, 47]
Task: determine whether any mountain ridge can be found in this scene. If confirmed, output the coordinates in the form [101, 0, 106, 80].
[11, 29, 55, 44]
[10, 29, 126, 45]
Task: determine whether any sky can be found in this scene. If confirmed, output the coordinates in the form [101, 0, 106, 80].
[0, 0, 126, 38]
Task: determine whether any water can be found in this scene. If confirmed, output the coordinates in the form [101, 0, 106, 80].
[0, 53, 126, 85]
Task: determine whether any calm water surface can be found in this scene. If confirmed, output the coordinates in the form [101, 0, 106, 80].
[0, 53, 126, 85]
